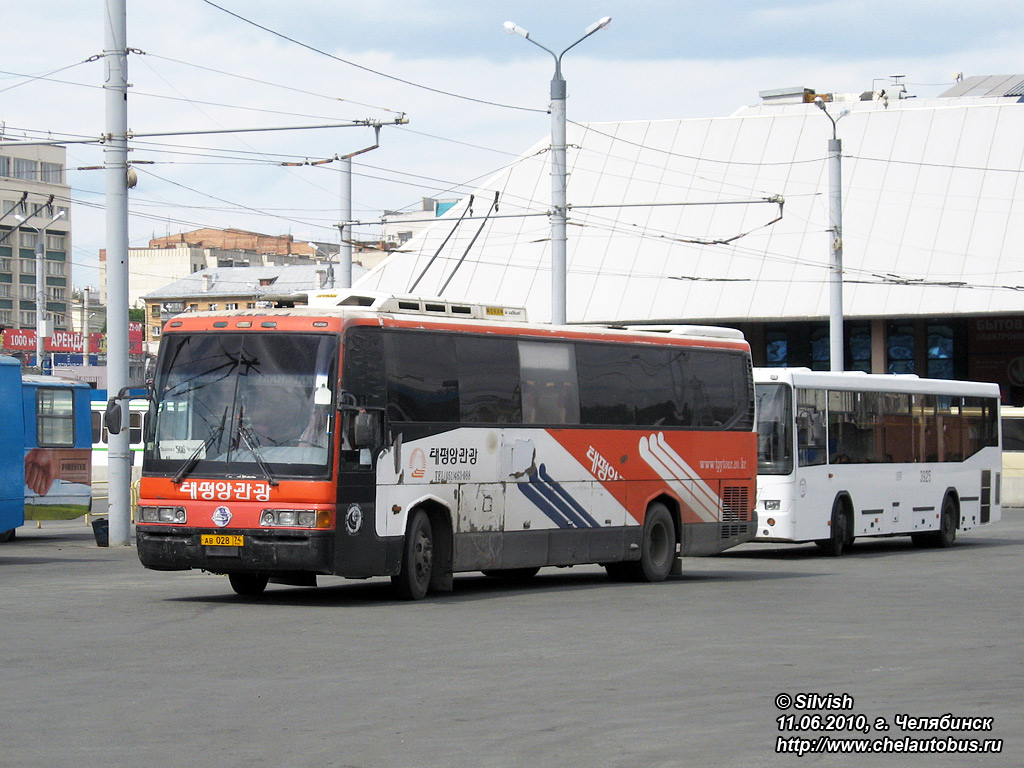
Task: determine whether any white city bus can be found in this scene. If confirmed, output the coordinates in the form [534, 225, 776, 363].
[1001, 406, 1024, 507]
[754, 368, 1001, 555]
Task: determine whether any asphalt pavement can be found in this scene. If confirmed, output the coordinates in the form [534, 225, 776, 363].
[1, 507, 1021, 768]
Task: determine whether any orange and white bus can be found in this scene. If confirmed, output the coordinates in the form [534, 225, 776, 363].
[136, 293, 757, 598]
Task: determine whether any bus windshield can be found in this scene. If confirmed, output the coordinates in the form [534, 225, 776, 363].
[146, 333, 338, 481]
[756, 382, 793, 475]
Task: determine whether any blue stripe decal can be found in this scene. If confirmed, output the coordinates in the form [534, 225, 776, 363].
[519, 481, 573, 528]
[536, 465, 602, 528]
[517, 464, 601, 529]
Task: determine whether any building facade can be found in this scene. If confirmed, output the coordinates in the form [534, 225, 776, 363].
[141, 262, 368, 351]
[0, 141, 72, 337]
[359, 76, 1024, 404]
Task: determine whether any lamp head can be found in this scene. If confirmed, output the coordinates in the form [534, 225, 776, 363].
[813, 96, 826, 111]
[585, 16, 612, 35]
[503, 21, 529, 38]
[14, 213, 26, 223]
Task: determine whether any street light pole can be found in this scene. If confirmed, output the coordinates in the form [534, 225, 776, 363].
[814, 97, 849, 372]
[15, 210, 65, 371]
[504, 16, 611, 326]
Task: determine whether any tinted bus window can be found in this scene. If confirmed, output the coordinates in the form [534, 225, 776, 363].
[686, 350, 754, 430]
[456, 336, 522, 424]
[519, 341, 579, 425]
[577, 343, 635, 425]
[385, 331, 459, 423]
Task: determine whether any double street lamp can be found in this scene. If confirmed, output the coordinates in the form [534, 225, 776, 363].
[14, 209, 66, 372]
[814, 96, 849, 372]
[504, 16, 612, 325]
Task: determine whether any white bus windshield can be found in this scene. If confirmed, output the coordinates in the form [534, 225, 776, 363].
[756, 383, 793, 475]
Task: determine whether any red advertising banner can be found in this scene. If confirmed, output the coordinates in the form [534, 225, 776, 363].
[3, 329, 109, 354]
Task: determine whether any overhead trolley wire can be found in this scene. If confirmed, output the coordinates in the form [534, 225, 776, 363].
[199, 0, 545, 114]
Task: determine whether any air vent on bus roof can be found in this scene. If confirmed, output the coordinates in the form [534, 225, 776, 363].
[615, 324, 746, 340]
[304, 289, 527, 322]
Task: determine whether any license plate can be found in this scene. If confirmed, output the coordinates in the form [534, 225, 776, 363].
[201, 534, 244, 547]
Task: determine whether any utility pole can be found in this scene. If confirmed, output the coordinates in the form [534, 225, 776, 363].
[504, 17, 612, 325]
[339, 157, 352, 289]
[104, 0, 131, 546]
[814, 96, 849, 373]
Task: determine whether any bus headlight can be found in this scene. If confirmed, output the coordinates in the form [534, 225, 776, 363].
[763, 499, 781, 511]
[139, 506, 187, 524]
[260, 509, 329, 528]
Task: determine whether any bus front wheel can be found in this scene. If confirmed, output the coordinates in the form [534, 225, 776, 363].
[0, 528, 16, 543]
[228, 572, 269, 596]
[393, 510, 434, 600]
[936, 496, 958, 548]
[817, 498, 852, 557]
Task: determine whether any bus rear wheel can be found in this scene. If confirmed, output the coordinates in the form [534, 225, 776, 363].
[392, 510, 434, 600]
[228, 572, 269, 596]
[816, 498, 852, 557]
[0, 528, 16, 543]
[624, 502, 676, 582]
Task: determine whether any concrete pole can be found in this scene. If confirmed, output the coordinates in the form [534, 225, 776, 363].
[827, 137, 844, 372]
[104, 0, 131, 546]
[82, 286, 90, 366]
[35, 238, 45, 370]
[550, 72, 568, 326]
[339, 157, 352, 289]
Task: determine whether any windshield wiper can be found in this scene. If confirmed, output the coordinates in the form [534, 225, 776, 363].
[236, 406, 279, 487]
[172, 407, 228, 485]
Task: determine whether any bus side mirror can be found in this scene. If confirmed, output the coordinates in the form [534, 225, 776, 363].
[104, 398, 123, 435]
[104, 386, 133, 435]
[353, 411, 381, 448]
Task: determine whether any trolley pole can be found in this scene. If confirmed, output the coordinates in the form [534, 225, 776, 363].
[104, 0, 132, 546]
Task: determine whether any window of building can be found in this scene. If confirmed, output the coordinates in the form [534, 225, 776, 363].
[19, 231, 37, 249]
[150, 304, 160, 317]
[40, 162, 64, 184]
[12, 158, 38, 180]
[810, 326, 830, 370]
[887, 323, 915, 374]
[927, 324, 954, 379]
[225, 302, 238, 310]
[765, 329, 788, 366]
[849, 324, 871, 372]
[188, 303, 198, 312]
[46, 233, 66, 251]
[0, 157, 10, 177]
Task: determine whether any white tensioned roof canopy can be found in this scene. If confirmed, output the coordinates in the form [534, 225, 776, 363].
[357, 88, 1024, 325]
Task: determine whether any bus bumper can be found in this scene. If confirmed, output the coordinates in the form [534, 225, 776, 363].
[137, 526, 335, 574]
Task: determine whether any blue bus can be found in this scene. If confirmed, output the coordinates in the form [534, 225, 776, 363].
[0, 355, 93, 542]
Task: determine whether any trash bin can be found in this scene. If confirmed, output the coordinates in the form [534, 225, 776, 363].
[91, 517, 109, 547]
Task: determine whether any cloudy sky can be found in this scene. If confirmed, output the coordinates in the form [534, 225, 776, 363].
[4, 0, 1024, 291]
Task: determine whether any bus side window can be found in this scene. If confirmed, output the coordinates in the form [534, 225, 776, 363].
[92, 410, 104, 444]
[796, 388, 827, 466]
[130, 412, 143, 445]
